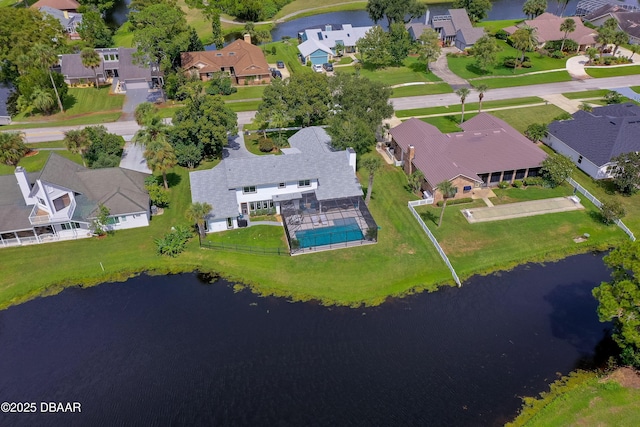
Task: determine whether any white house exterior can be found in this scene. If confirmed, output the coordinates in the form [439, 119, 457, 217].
[297, 24, 372, 65]
[0, 153, 150, 248]
[190, 127, 362, 233]
[406, 8, 485, 50]
[543, 103, 640, 180]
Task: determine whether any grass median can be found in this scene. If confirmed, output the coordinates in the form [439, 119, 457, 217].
[585, 65, 640, 78]
[471, 71, 573, 89]
[396, 96, 543, 118]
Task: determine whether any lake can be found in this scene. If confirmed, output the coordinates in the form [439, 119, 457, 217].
[0, 252, 614, 426]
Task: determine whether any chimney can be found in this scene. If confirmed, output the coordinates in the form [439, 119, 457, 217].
[425, 8, 430, 25]
[15, 167, 35, 205]
[407, 145, 415, 175]
[243, 33, 251, 44]
[346, 148, 356, 173]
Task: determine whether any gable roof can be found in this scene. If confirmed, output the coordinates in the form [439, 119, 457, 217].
[504, 13, 597, 45]
[38, 6, 82, 28]
[547, 102, 640, 166]
[31, 0, 79, 11]
[181, 39, 270, 78]
[60, 48, 157, 81]
[190, 127, 362, 220]
[0, 174, 33, 232]
[390, 114, 547, 186]
[36, 153, 149, 218]
[301, 24, 372, 49]
[297, 38, 334, 57]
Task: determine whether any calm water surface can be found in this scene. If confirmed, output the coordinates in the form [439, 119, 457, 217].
[0, 252, 613, 426]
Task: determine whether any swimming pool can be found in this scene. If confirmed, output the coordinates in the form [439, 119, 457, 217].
[295, 218, 363, 248]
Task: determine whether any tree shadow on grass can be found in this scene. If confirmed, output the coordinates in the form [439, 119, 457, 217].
[596, 179, 617, 195]
[62, 93, 77, 111]
[420, 210, 439, 226]
[465, 63, 491, 77]
[408, 60, 427, 73]
[166, 172, 181, 188]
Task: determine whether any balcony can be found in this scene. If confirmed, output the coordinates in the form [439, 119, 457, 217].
[29, 198, 76, 225]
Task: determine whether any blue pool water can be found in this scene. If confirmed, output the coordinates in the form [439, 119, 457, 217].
[296, 218, 363, 248]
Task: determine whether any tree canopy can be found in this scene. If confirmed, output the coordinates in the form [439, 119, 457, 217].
[473, 34, 501, 72]
[356, 26, 392, 68]
[522, 0, 547, 19]
[417, 28, 441, 73]
[452, 0, 492, 23]
[593, 242, 640, 367]
[541, 153, 575, 187]
[366, 0, 426, 26]
[0, 132, 29, 166]
[611, 152, 640, 195]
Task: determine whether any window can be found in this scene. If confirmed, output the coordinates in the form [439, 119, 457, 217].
[120, 216, 127, 222]
[106, 216, 120, 225]
[278, 182, 286, 189]
[37, 197, 46, 206]
[61, 223, 71, 230]
[243, 186, 256, 194]
[298, 179, 311, 187]
[578, 155, 583, 164]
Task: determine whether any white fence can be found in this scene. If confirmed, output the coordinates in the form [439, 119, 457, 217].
[566, 177, 636, 242]
[408, 200, 462, 287]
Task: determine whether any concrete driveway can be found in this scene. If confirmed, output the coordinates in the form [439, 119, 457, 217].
[120, 86, 164, 121]
[566, 55, 590, 79]
[223, 126, 256, 159]
[119, 137, 152, 174]
[430, 47, 470, 89]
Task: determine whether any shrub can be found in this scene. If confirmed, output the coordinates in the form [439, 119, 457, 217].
[603, 91, 623, 104]
[604, 57, 612, 65]
[271, 46, 276, 55]
[155, 225, 193, 257]
[436, 197, 473, 207]
[495, 29, 508, 40]
[523, 176, 544, 186]
[521, 61, 532, 68]
[554, 112, 573, 121]
[550, 50, 564, 59]
[513, 180, 523, 188]
[146, 182, 170, 208]
[258, 138, 275, 152]
[498, 180, 510, 189]
[503, 57, 517, 68]
[600, 200, 625, 224]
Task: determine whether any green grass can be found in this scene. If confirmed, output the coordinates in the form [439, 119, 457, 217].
[632, 86, 640, 92]
[338, 56, 444, 86]
[508, 370, 640, 427]
[416, 183, 626, 278]
[206, 225, 288, 249]
[391, 83, 453, 98]
[585, 65, 640, 78]
[112, 23, 135, 48]
[227, 100, 261, 112]
[3, 87, 124, 130]
[224, 86, 266, 101]
[264, 40, 311, 75]
[419, 115, 473, 133]
[337, 56, 353, 65]
[471, 71, 573, 89]
[27, 140, 66, 149]
[562, 89, 610, 99]
[0, 150, 83, 175]
[396, 96, 542, 118]
[490, 104, 566, 133]
[447, 40, 568, 79]
[476, 19, 523, 35]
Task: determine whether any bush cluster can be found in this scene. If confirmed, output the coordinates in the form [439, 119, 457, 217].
[512, 180, 523, 188]
[258, 138, 275, 152]
[155, 225, 193, 257]
[498, 180, 510, 189]
[523, 176, 544, 186]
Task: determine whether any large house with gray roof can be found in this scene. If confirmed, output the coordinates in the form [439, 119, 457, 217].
[297, 24, 372, 65]
[59, 47, 163, 90]
[37, 6, 83, 39]
[406, 8, 485, 50]
[585, 4, 640, 45]
[389, 114, 547, 201]
[0, 153, 150, 248]
[543, 103, 640, 179]
[190, 127, 378, 252]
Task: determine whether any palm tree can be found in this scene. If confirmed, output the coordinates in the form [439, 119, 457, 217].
[476, 84, 488, 113]
[360, 156, 382, 206]
[30, 87, 55, 114]
[30, 43, 64, 113]
[586, 47, 599, 65]
[612, 31, 629, 57]
[629, 44, 640, 60]
[408, 170, 424, 194]
[559, 18, 576, 53]
[436, 180, 457, 227]
[0, 132, 29, 166]
[64, 129, 91, 167]
[144, 140, 177, 190]
[134, 102, 157, 126]
[511, 26, 538, 69]
[80, 48, 101, 88]
[133, 115, 168, 147]
[455, 87, 471, 124]
[185, 202, 212, 241]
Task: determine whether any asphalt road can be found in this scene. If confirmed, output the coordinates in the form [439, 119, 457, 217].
[7, 76, 640, 143]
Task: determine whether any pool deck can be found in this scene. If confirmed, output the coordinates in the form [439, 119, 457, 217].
[462, 196, 584, 223]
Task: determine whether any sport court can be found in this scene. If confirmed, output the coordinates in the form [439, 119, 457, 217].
[462, 196, 584, 223]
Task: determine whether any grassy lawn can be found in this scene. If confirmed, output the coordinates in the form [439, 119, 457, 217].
[264, 40, 310, 74]
[396, 96, 542, 118]
[224, 86, 266, 101]
[3, 87, 124, 129]
[447, 40, 568, 79]
[227, 100, 261, 112]
[491, 185, 573, 204]
[490, 104, 566, 132]
[585, 65, 640, 78]
[476, 19, 522, 35]
[562, 89, 610, 99]
[508, 370, 640, 427]
[415, 183, 626, 278]
[112, 23, 135, 48]
[338, 56, 444, 86]
[419, 115, 474, 133]
[337, 56, 353, 65]
[632, 86, 640, 92]
[391, 83, 453, 97]
[471, 71, 573, 89]
[0, 150, 83, 175]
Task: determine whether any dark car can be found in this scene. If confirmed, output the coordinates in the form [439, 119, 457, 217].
[276, 60, 285, 69]
[271, 69, 282, 79]
[323, 62, 333, 72]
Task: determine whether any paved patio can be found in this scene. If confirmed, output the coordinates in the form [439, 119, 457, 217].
[462, 196, 584, 223]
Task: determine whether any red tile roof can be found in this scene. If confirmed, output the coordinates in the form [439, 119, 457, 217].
[181, 39, 270, 78]
[31, 0, 80, 12]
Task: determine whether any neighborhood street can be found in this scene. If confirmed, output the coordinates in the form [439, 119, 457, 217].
[7, 76, 640, 143]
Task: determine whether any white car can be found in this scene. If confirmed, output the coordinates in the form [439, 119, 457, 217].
[312, 64, 324, 73]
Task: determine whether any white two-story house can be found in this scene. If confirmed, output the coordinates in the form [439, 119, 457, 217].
[0, 153, 150, 247]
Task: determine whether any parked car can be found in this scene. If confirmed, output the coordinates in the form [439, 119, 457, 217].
[276, 60, 285, 69]
[312, 64, 323, 73]
[323, 62, 333, 72]
[271, 70, 282, 79]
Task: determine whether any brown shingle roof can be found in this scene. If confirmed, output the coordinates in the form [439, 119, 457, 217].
[181, 39, 270, 78]
[504, 13, 597, 45]
[390, 114, 547, 186]
[30, 0, 79, 12]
